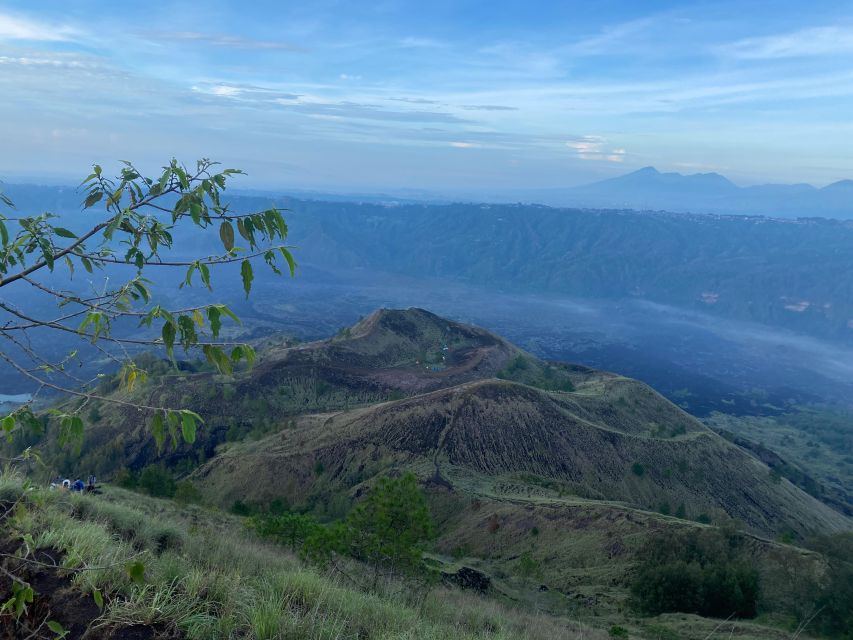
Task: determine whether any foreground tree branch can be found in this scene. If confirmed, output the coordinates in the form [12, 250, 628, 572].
[0, 158, 295, 450]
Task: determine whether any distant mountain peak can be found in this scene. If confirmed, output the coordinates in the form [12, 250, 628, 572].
[822, 179, 853, 191]
[590, 166, 736, 192]
[633, 166, 660, 175]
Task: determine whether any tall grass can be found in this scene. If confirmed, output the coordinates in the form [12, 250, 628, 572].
[1, 474, 603, 640]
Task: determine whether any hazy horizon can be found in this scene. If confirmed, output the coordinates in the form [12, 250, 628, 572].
[3, 1, 853, 191]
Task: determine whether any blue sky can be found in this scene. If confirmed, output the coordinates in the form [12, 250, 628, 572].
[2, 1, 853, 192]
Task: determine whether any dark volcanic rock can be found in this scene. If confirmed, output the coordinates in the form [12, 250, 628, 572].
[441, 566, 491, 593]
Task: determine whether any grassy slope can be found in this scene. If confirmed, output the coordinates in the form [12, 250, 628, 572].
[0, 474, 605, 640]
[0, 475, 823, 640]
[193, 377, 850, 539]
[705, 411, 853, 513]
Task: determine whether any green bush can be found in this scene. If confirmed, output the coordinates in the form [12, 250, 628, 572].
[114, 467, 138, 489]
[174, 480, 202, 504]
[630, 528, 759, 619]
[305, 473, 435, 588]
[808, 533, 853, 638]
[231, 500, 256, 516]
[249, 511, 322, 550]
[138, 465, 176, 498]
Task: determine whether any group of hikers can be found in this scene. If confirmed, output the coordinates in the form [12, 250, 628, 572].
[49, 475, 99, 493]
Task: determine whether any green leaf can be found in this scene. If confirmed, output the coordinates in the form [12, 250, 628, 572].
[218, 305, 241, 325]
[132, 281, 150, 303]
[236, 218, 248, 240]
[53, 227, 77, 239]
[103, 212, 125, 240]
[1, 415, 14, 434]
[80, 256, 93, 273]
[84, 191, 103, 208]
[183, 263, 196, 288]
[207, 306, 222, 338]
[279, 247, 297, 277]
[203, 344, 232, 375]
[177, 315, 197, 350]
[198, 262, 211, 291]
[181, 412, 197, 444]
[219, 221, 235, 251]
[151, 412, 165, 451]
[242, 344, 256, 367]
[162, 321, 176, 361]
[47, 620, 66, 636]
[240, 259, 253, 297]
[92, 588, 103, 609]
[166, 411, 179, 448]
[127, 561, 145, 585]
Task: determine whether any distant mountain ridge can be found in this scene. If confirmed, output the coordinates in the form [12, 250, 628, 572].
[523, 166, 853, 219]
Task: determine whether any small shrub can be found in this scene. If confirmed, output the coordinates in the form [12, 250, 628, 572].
[269, 498, 290, 515]
[807, 533, 853, 637]
[151, 522, 186, 552]
[609, 626, 629, 638]
[249, 512, 322, 550]
[631, 462, 645, 477]
[231, 500, 255, 516]
[517, 551, 540, 578]
[138, 465, 176, 498]
[304, 473, 435, 588]
[630, 527, 759, 619]
[174, 480, 202, 504]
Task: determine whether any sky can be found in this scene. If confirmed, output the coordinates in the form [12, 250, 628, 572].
[2, 1, 853, 193]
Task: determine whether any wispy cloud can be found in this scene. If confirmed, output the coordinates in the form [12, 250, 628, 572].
[192, 82, 301, 101]
[142, 31, 304, 51]
[390, 97, 440, 105]
[274, 99, 469, 124]
[569, 17, 656, 55]
[566, 136, 625, 162]
[459, 104, 517, 111]
[0, 54, 96, 69]
[0, 12, 78, 42]
[399, 36, 445, 49]
[721, 25, 853, 59]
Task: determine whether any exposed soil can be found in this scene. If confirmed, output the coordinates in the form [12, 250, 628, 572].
[0, 539, 178, 640]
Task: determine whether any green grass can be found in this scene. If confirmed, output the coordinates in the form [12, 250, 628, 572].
[1, 473, 606, 640]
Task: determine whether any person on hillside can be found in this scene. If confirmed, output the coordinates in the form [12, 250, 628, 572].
[61, 479, 71, 490]
[72, 479, 85, 492]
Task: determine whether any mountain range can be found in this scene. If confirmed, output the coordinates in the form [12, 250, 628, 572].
[514, 166, 853, 219]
